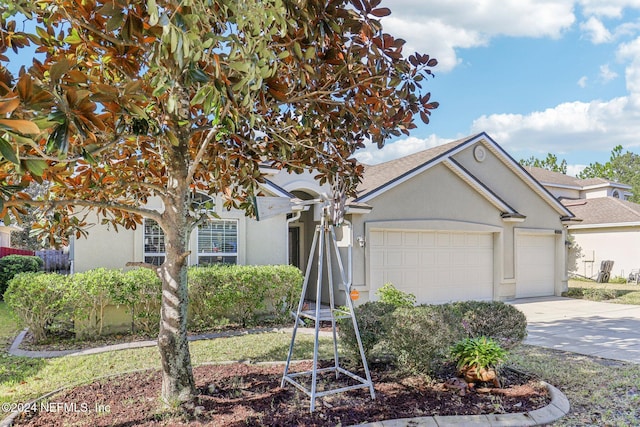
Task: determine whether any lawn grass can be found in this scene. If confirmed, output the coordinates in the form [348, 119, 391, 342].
[508, 345, 640, 426]
[0, 332, 336, 405]
[0, 302, 20, 344]
[567, 279, 640, 305]
[0, 303, 335, 405]
[3, 299, 640, 425]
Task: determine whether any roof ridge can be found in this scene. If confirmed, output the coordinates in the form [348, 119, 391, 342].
[610, 196, 640, 216]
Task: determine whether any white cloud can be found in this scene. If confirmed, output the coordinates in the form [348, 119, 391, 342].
[470, 97, 636, 154]
[578, 76, 589, 87]
[578, 0, 640, 18]
[381, 0, 576, 72]
[567, 164, 588, 176]
[580, 17, 613, 43]
[354, 135, 452, 165]
[599, 64, 619, 82]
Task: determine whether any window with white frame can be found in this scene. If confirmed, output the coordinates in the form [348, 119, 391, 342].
[197, 219, 238, 265]
[144, 219, 165, 266]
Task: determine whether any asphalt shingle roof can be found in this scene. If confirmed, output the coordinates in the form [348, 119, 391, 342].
[563, 197, 640, 225]
[524, 166, 624, 189]
[356, 136, 475, 199]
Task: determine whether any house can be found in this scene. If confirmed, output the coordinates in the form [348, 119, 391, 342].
[72, 132, 574, 304]
[525, 166, 639, 280]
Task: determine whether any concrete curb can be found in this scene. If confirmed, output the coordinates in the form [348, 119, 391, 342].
[349, 382, 570, 427]
[8, 327, 333, 358]
[1, 375, 569, 427]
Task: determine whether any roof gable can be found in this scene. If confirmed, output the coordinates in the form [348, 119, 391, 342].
[355, 132, 574, 219]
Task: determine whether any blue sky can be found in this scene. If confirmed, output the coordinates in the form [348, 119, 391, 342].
[354, 1, 640, 176]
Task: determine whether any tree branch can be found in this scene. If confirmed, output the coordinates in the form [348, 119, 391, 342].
[126, 261, 161, 271]
[3, 198, 163, 222]
[186, 103, 232, 184]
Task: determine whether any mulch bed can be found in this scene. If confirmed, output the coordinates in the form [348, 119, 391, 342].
[13, 361, 550, 426]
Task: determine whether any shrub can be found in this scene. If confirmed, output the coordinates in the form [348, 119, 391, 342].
[375, 283, 416, 308]
[3, 272, 69, 342]
[69, 268, 127, 336]
[386, 305, 466, 375]
[0, 255, 43, 300]
[583, 287, 618, 301]
[338, 301, 396, 361]
[563, 287, 584, 298]
[450, 301, 527, 350]
[188, 264, 303, 329]
[450, 336, 507, 371]
[123, 268, 162, 335]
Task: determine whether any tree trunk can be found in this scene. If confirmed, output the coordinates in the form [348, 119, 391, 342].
[156, 151, 196, 405]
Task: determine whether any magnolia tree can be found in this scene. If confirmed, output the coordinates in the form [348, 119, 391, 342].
[0, 0, 438, 403]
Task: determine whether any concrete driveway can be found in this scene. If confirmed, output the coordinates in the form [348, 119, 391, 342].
[509, 296, 640, 364]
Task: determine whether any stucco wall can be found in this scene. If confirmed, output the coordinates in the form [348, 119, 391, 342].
[349, 141, 567, 303]
[72, 196, 288, 272]
[584, 189, 609, 199]
[544, 186, 580, 200]
[570, 226, 640, 279]
[350, 163, 503, 303]
[73, 209, 138, 272]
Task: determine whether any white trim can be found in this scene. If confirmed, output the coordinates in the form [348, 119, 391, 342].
[260, 181, 293, 198]
[196, 218, 239, 264]
[346, 206, 373, 214]
[365, 219, 503, 233]
[539, 182, 582, 190]
[583, 182, 632, 191]
[569, 221, 640, 230]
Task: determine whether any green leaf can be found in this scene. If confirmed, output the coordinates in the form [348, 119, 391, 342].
[64, 28, 82, 44]
[23, 159, 47, 177]
[0, 138, 18, 164]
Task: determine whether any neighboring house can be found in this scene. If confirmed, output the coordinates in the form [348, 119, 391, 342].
[525, 166, 639, 279]
[72, 132, 574, 304]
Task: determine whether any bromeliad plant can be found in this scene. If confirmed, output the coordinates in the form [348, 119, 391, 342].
[450, 336, 507, 387]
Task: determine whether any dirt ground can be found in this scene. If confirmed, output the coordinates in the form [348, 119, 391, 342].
[13, 361, 550, 426]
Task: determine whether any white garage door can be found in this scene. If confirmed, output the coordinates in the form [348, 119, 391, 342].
[369, 229, 494, 304]
[516, 234, 555, 298]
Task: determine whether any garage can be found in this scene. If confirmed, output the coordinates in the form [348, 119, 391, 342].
[516, 233, 556, 298]
[368, 229, 494, 304]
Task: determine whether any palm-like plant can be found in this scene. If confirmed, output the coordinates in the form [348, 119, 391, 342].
[450, 336, 507, 372]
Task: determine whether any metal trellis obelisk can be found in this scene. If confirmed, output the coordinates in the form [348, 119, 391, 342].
[279, 188, 375, 412]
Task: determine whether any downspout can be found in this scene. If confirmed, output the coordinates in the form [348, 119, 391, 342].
[342, 219, 353, 289]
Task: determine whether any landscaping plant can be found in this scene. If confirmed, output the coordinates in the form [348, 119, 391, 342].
[338, 301, 396, 362]
[0, 255, 43, 300]
[450, 336, 506, 387]
[452, 301, 527, 349]
[375, 283, 416, 308]
[450, 336, 507, 372]
[3, 272, 69, 342]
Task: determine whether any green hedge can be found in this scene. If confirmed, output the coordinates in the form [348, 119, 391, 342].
[4, 264, 302, 340]
[188, 264, 303, 329]
[0, 255, 43, 300]
[339, 300, 528, 376]
[4, 272, 69, 342]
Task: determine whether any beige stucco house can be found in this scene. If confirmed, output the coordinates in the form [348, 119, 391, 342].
[72, 133, 574, 304]
[526, 166, 639, 280]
